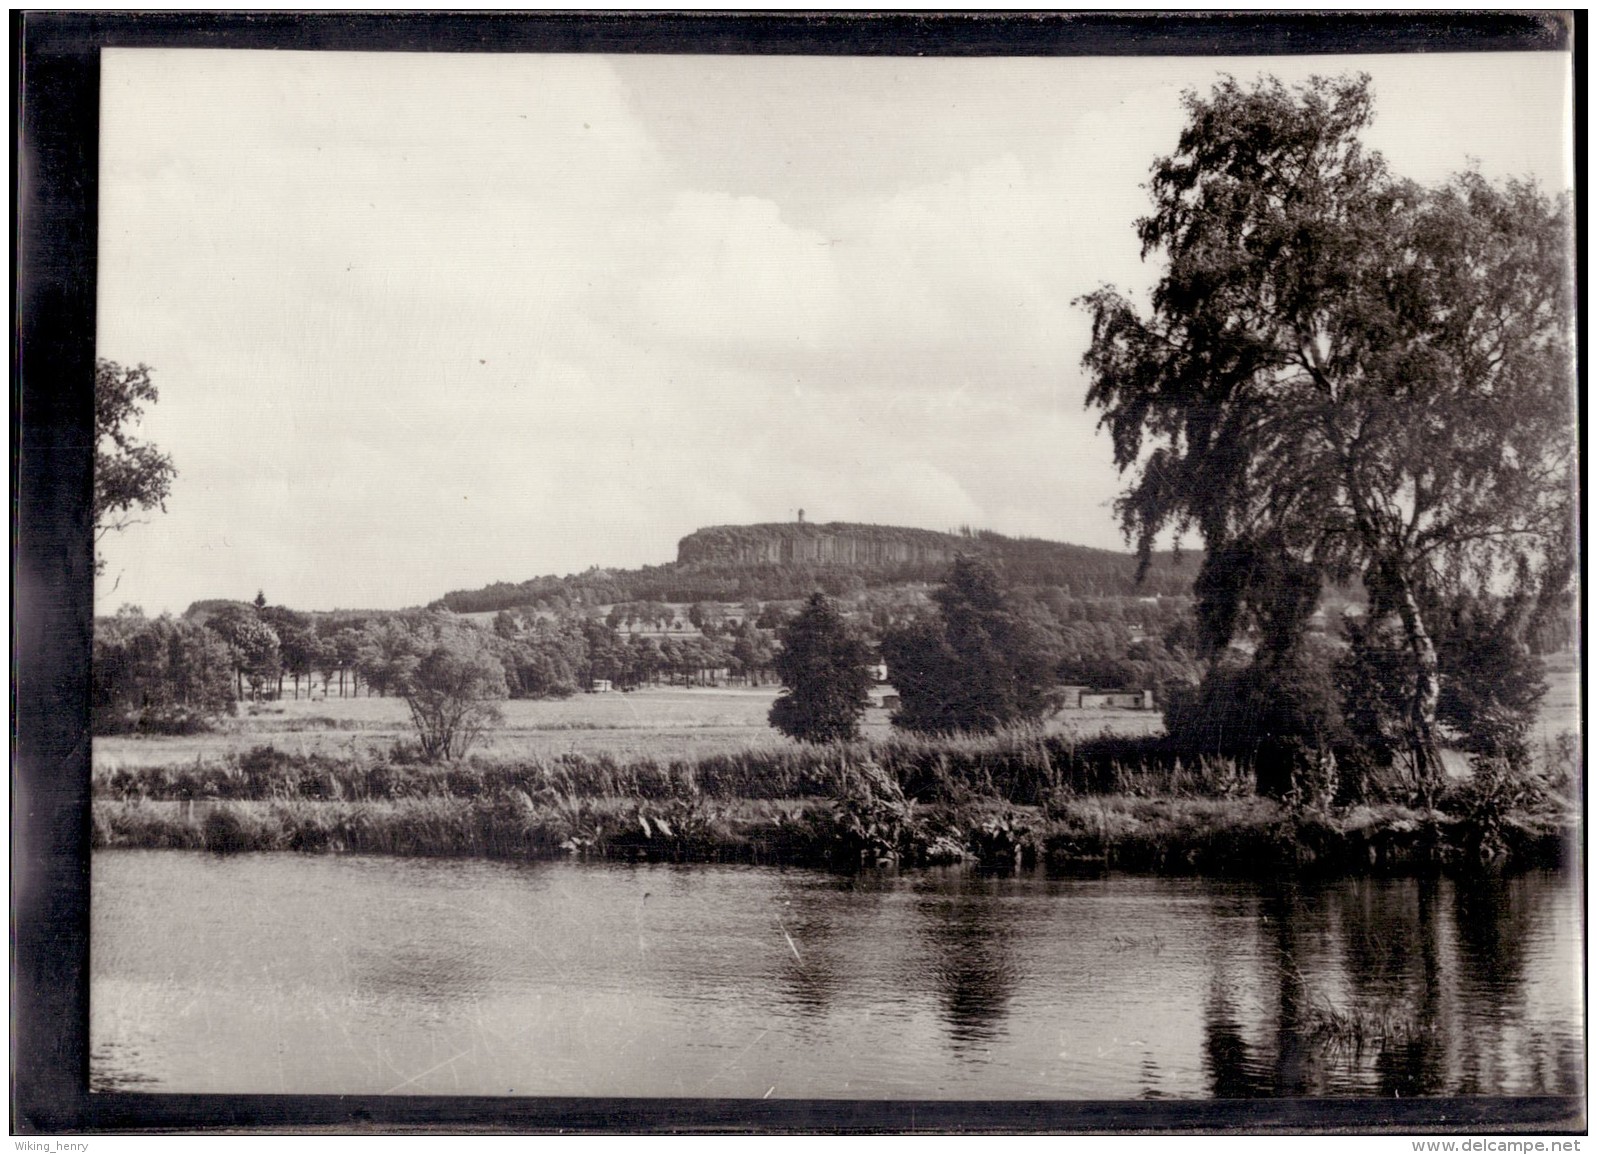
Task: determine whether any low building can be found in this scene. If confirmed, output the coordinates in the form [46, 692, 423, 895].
[590, 679, 613, 693]
[1058, 685, 1089, 709]
[1078, 689, 1155, 710]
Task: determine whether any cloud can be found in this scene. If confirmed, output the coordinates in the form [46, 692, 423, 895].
[619, 190, 841, 351]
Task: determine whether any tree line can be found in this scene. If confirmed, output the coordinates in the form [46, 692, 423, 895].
[771, 551, 1556, 807]
[92, 573, 1214, 739]
[90, 595, 784, 735]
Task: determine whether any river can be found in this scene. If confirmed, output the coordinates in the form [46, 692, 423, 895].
[91, 850, 1582, 1099]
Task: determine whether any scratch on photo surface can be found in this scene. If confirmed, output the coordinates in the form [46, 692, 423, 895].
[382, 1047, 475, 1095]
[702, 1027, 770, 1090]
[776, 916, 802, 965]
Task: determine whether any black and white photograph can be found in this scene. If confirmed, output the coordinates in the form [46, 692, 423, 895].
[16, 12, 1581, 1133]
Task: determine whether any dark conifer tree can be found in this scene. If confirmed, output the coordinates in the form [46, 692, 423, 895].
[769, 593, 873, 744]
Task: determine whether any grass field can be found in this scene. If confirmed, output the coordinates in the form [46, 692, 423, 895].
[92, 660, 1575, 774]
[91, 684, 1166, 771]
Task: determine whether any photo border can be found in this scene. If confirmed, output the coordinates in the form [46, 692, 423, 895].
[12, 9, 1583, 1135]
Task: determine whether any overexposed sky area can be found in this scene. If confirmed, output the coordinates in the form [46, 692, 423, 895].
[95, 49, 1573, 614]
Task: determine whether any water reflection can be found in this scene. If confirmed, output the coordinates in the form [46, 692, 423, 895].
[1267, 883, 1317, 1096]
[91, 853, 1583, 1099]
[1452, 873, 1542, 1095]
[1198, 875, 1582, 1098]
[913, 874, 1020, 1054]
[1203, 976, 1268, 1098]
[769, 881, 847, 1020]
[1455, 873, 1534, 1000]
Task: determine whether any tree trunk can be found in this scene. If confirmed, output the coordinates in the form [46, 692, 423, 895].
[1391, 573, 1444, 798]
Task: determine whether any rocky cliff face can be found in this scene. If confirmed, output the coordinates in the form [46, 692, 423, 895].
[677, 523, 962, 568]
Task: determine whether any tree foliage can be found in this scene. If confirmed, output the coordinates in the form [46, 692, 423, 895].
[1341, 590, 1549, 777]
[356, 617, 508, 760]
[881, 557, 1058, 735]
[769, 593, 873, 744]
[1079, 73, 1574, 786]
[203, 603, 281, 700]
[399, 633, 509, 762]
[1164, 642, 1350, 801]
[95, 360, 176, 569]
[93, 607, 236, 734]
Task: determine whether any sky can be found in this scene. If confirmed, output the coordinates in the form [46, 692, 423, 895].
[95, 49, 1573, 614]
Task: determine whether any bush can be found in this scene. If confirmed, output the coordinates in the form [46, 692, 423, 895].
[825, 759, 918, 866]
[1164, 644, 1350, 801]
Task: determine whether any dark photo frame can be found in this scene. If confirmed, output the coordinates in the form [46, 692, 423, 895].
[13, 10, 1584, 1135]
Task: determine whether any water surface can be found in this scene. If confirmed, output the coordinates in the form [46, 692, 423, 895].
[91, 851, 1582, 1099]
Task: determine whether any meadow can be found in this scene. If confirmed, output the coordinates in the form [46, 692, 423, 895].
[91, 660, 1574, 773]
[90, 683, 1167, 771]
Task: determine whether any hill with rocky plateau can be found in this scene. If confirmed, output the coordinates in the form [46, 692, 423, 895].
[434, 522, 1201, 614]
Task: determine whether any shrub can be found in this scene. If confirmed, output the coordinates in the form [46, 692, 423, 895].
[826, 759, 918, 866]
[1164, 645, 1349, 800]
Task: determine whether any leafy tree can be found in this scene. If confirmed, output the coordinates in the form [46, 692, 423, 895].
[93, 608, 236, 733]
[493, 618, 585, 698]
[203, 603, 280, 700]
[354, 618, 422, 698]
[1078, 74, 1574, 789]
[769, 593, 873, 744]
[94, 360, 176, 573]
[729, 621, 776, 686]
[1434, 599, 1547, 770]
[393, 627, 509, 761]
[1164, 641, 1350, 801]
[881, 557, 1057, 734]
[579, 617, 629, 686]
[626, 633, 662, 689]
[260, 606, 316, 699]
[755, 602, 794, 630]
[309, 631, 340, 699]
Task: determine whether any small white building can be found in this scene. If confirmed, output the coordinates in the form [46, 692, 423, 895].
[590, 679, 613, 693]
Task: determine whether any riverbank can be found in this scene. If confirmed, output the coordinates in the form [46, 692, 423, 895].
[91, 735, 1576, 875]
